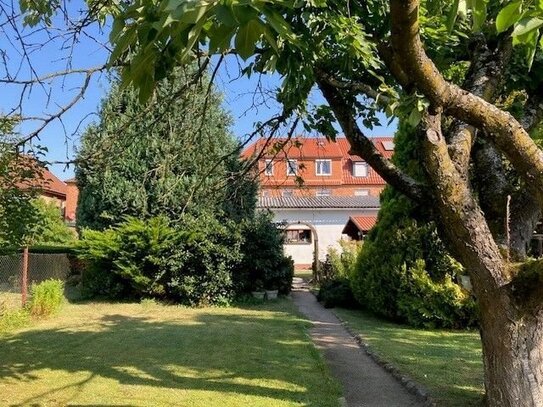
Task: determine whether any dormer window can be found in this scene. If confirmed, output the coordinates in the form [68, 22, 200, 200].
[264, 159, 274, 176]
[353, 161, 368, 177]
[315, 159, 332, 176]
[287, 159, 297, 176]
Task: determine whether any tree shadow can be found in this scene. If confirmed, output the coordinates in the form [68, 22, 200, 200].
[0, 305, 337, 406]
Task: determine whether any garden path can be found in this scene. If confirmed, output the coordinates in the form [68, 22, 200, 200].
[291, 278, 424, 407]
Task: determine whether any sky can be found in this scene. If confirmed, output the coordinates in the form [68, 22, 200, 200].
[0, 2, 396, 180]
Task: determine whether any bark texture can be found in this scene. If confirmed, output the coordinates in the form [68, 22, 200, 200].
[384, 1, 543, 404]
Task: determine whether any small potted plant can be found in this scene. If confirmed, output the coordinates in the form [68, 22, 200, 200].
[265, 279, 279, 300]
[251, 279, 266, 300]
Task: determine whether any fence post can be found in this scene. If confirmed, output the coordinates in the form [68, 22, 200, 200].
[21, 246, 29, 307]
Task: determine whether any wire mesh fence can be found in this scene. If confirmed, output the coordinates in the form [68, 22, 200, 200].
[0, 251, 71, 312]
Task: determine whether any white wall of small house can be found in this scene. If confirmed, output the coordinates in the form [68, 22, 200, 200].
[265, 208, 379, 266]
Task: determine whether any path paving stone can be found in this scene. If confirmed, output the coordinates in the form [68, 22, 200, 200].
[292, 288, 424, 407]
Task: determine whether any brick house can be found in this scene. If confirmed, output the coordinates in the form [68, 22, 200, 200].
[242, 136, 393, 267]
[242, 136, 393, 198]
[11, 157, 79, 225]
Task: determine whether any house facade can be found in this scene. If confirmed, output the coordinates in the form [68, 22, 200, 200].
[243, 136, 392, 267]
[243, 136, 393, 199]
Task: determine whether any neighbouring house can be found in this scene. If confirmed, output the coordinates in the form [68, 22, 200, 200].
[64, 178, 79, 226]
[243, 136, 392, 267]
[34, 167, 68, 216]
[11, 157, 79, 225]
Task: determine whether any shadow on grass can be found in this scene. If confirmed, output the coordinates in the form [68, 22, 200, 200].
[0, 305, 336, 406]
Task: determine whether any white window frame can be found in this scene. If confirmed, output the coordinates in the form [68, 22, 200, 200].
[316, 189, 331, 197]
[264, 159, 274, 176]
[353, 161, 368, 177]
[286, 159, 297, 176]
[354, 189, 370, 196]
[315, 159, 332, 176]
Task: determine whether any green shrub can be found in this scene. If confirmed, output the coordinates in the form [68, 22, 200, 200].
[314, 241, 363, 283]
[234, 212, 294, 295]
[77, 213, 294, 306]
[317, 278, 358, 309]
[0, 308, 31, 333]
[352, 223, 476, 329]
[28, 279, 65, 317]
[77, 215, 243, 306]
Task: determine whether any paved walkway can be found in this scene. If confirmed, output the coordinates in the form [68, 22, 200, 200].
[291, 278, 423, 407]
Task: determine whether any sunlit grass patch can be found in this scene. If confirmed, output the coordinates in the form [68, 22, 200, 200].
[335, 308, 484, 406]
[0, 299, 341, 407]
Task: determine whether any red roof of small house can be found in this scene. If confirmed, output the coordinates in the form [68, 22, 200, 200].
[350, 216, 378, 231]
[342, 215, 378, 239]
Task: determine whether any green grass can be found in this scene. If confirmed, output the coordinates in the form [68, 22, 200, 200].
[0, 299, 341, 406]
[334, 308, 484, 406]
[294, 269, 313, 281]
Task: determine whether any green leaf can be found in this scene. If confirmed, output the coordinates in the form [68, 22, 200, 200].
[446, 0, 461, 32]
[208, 24, 236, 53]
[408, 108, 422, 127]
[215, 5, 237, 27]
[513, 17, 543, 37]
[235, 19, 263, 60]
[262, 7, 296, 41]
[521, 28, 540, 70]
[108, 26, 137, 67]
[496, 1, 522, 33]
[470, 0, 487, 32]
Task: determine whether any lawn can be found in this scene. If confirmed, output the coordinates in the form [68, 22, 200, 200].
[294, 269, 313, 282]
[334, 308, 484, 406]
[0, 299, 341, 406]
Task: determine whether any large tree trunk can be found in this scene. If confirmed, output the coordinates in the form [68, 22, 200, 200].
[420, 112, 543, 406]
[478, 289, 543, 406]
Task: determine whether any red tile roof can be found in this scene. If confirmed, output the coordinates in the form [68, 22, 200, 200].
[242, 136, 394, 187]
[350, 216, 378, 231]
[39, 168, 67, 198]
[242, 137, 345, 159]
[12, 156, 67, 198]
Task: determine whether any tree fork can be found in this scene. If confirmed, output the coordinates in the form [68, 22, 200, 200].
[389, 0, 543, 208]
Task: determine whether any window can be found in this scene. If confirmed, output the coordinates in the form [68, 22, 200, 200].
[315, 159, 332, 176]
[316, 189, 331, 197]
[261, 190, 270, 197]
[382, 140, 395, 151]
[353, 161, 368, 177]
[264, 159, 274, 176]
[354, 189, 370, 196]
[282, 189, 294, 197]
[286, 159, 297, 176]
[285, 229, 312, 244]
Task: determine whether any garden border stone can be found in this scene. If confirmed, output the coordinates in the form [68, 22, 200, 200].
[331, 308, 438, 407]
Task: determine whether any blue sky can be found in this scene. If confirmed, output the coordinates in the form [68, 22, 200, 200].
[0, 3, 396, 180]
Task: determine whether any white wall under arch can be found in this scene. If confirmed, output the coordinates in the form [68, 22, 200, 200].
[269, 208, 379, 266]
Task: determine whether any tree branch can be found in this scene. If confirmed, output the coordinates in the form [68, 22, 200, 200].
[389, 0, 543, 204]
[447, 37, 512, 177]
[315, 69, 391, 107]
[421, 111, 508, 291]
[315, 71, 428, 203]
